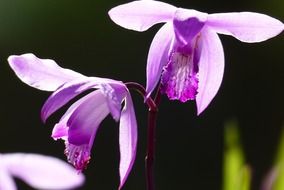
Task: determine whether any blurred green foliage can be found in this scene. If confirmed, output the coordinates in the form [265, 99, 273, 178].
[271, 126, 284, 190]
[223, 120, 251, 190]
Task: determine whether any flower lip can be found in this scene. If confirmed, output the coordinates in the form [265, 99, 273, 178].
[161, 52, 199, 102]
[64, 143, 91, 172]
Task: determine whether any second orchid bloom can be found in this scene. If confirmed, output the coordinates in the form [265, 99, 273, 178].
[8, 53, 137, 189]
[6, 1, 284, 189]
[109, 0, 284, 114]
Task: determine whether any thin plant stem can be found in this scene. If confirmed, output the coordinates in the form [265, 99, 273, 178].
[125, 82, 159, 190]
[145, 103, 158, 190]
[125, 82, 156, 109]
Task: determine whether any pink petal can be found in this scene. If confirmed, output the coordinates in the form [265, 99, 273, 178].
[146, 23, 173, 98]
[0, 166, 16, 190]
[67, 90, 110, 145]
[173, 9, 208, 45]
[118, 93, 138, 190]
[52, 123, 69, 140]
[41, 77, 97, 122]
[8, 53, 84, 91]
[196, 27, 224, 114]
[51, 93, 92, 140]
[51, 82, 123, 140]
[108, 0, 176, 31]
[207, 12, 284, 42]
[2, 153, 84, 190]
[41, 76, 115, 122]
[50, 92, 99, 171]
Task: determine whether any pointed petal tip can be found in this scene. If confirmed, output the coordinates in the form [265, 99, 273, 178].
[7, 54, 30, 72]
[118, 182, 125, 190]
[8, 53, 39, 67]
[8, 53, 32, 62]
[195, 28, 224, 115]
[51, 123, 68, 140]
[208, 12, 284, 42]
[7, 53, 84, 91]
[40, 110, 47, 123]
[196, 105, 205, 116]
[7, 55, 15, 64]
[144, 90, 151, 103]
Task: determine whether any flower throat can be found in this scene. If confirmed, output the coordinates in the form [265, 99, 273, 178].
[161, 52, 198, 102]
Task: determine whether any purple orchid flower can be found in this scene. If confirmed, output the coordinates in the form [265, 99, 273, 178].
[108, 0, 284, 114]
[8, 53, 137, 189]
[0, 153, 84, 190]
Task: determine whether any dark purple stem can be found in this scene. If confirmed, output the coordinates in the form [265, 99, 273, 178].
[145, 82, 161, 190]
[125, 82, 159, 190]
[146, 104, 158, 190]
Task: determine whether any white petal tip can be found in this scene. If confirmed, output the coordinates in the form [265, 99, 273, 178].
[196, 107, 204, 116]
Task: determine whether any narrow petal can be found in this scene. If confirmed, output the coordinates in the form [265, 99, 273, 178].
[2, 153, 84, 190]
[0, 166, 17, 190]
[173, 9, 208, 45]
[41, 78, 95, 122]
[8, 53, 84, 91]
[118, 93, 138, 189]
[67, 90, 110, 145]
[196, 27, 224, 114]
[51, 88, 103, 140]
[146, 23, 174, 98]
[41, 76, 114, 122]
[207, 12, 284, 42]
[108, 0, 176, 31]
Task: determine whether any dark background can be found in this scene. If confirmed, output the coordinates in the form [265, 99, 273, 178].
[0, 0, 283, 190]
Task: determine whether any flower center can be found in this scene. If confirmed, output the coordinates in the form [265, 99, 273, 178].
[64, 142, 91, 171]
[161, 52, 198, 102]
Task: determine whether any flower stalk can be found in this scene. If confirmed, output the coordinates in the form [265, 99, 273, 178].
[126, 82, 160, 190]
[146, 105, 158, 190]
